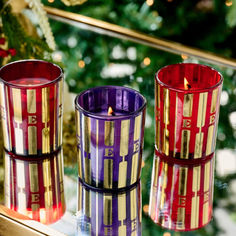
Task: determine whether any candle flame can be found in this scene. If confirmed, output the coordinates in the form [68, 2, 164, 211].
[108, 106, 114, 116]
[184, 77, 191, 90]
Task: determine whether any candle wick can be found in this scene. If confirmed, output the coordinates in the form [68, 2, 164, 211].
[187, 84, 192, 89]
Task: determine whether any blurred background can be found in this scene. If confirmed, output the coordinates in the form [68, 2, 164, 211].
[1, 0, 236, 235]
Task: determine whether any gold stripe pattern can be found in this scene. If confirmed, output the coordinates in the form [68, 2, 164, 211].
[134, 115, 142, 141]
[131, 153, 139, 185]
[173, 93, 178, 157]
[27, 89, 37, 155]
[119, 120, 130, 157]
[118, 162, 127, 188]
[206, 125, 214, 155]
[12, 88, 22, 123]
[16, 161, 26, 213]
[42, 87, 50, 123]
[197, 92, 208, 128]
[29, 163, 39, 192]
[163, 88, 170, 125]
[84, 189, 91, 217]
[194, 92, 208, 159]
[177, 167, 188, 230]
[43, 160, 52, 209]
[53, 157, 59, 213]
[4, 153, 10, 208]
[82, 114, 91, 185]
[58, 79, 63, 146]
[104, 121, 114, 146]
[27, 90, 36, 113]
[28, 126, 37, 155]
[191, 166, 201, 229]
[104, 159, 113, 189]
[83, 115, 91, 153]
[162, 88, 170, 156]
[78, 182, 82, 212]
[130, 188, 137, 235]
[58, 151, 65, 211]
[77, 151, 82, 178]
[118, 119, 130, 188]
[76, 110, 80, 136]
[118, 193, 126, 236]
[53, 84, 57, 149]
[211, 88, 218, 113]
[42, 87, 50, 153]
[5, 87, 12, 149]
[10, 159, 15, 207]
[12, 88, 24, 154]
[158, 162, 168, 226]
[194, 132, 204, 158]
[153, 156, 159, 187]
[0, 83, 10, 150]
[183, 94, 193, 117]
[103, 195, 112, 226]
[76, 111, 82, 178]
[168, 165, 175, 229]
[178, 167, 188, 196]
[180, 130, 190, 159]
[202, 161, 211, 225]
[84, 158, 91, 184]
[149, 156, 159, 219]
[131, 115, 142, 185]
[155, 83, 160, 149]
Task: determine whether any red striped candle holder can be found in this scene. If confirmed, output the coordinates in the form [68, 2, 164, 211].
[4, 150, 66, 225]
[149, 149, 214, 231]
[155, 63, 223, 159]
[150, 63, 223, 231]
[0, 60, 64, 156]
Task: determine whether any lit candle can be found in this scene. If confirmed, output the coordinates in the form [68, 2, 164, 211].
[75, 85, 146, 190]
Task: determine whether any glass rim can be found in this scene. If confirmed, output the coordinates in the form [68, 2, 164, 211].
[0, 59, 63, 88]
[155, 63, 223, 93]
[75, 85, 147, 120]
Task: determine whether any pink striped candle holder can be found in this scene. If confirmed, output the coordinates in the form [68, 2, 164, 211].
[0, 60, 64, 156]
[155, 63, 223, 159]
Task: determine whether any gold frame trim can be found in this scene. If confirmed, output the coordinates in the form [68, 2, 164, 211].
[45, 6, 236, 69]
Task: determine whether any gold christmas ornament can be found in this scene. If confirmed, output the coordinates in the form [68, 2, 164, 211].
[61, 0, 87, 6]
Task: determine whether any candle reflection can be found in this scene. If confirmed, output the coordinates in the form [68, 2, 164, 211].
[76, 180, 142, 236]
[4, 150, 66, 225]
[149, 151, 214, 231]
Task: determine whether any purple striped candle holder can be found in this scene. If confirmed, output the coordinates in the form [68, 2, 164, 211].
[75, 86, 146, 190]
[77, 179, 142, 236]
